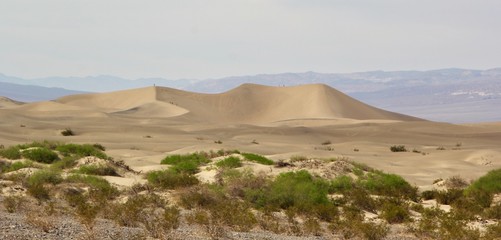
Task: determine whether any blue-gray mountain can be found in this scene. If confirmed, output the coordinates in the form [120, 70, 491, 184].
[1, 68, 500, 123]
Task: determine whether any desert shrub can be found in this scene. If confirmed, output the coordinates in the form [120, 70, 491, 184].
[216, 168, 268, 199]
[61, 128, 74, 136]
[25, 170, 62, 201]
[0, 160, 8, 173]
[484, 203, 501, 219]
[346, 187, 378, 213]
[450, 197, 483, 220]
[146, 169, 199, 189]
[438, 213, 481, 240]
[390, 145, 407, 152]
[359, 171, 418, 200]
[92, 143, 106, 151]
[436, 146, 446, 150]
[179, 185, 223, 209]
[161, 153, 209, 174]
[50, 156, 79, 170]
[216, 156, 242, 169]
[249, 170, 331, 213]
[5, 160, 36, 172]
[330, 175, 354, 193]
[22, 148, 59, 164]
[484, 222, 501, 239]
[421, 190, 437, 200]
[66, 174, 118, 200]
[290, 155, 308, 162]
[435, 189, 463, 205]
[444, 175, 469, 189]
[74, 164, 119, 176]
[208, 198, 257, 232]
[18, 141, 59, 150]
[466, 168, 501, 196]
[321, 140, 332, 145]
[379, 198, 410, 223]
[56, 143, 108, 159]
[240, 153, 274, 165]
[3, 195, 24, 213]
[0, 146, 22, 159]
[357, 222, 389, 240]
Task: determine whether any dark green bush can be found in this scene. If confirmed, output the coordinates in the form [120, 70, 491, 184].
[379, 198, 410, 223]
[146, 169, 199, 189]
[359, 171, 418, 200]
[25, 169, 63, 201]
[61, 128, 75, 136]
[248, 170, 331, 213]
[56, 144, 108, 159]
[435, 189, 464, 205]
[390, 145, 407, 152]
[241, 153, 274, 165]
[216, 156, 242, 169]
[161, 153, 209, 174]
[22, 148, 59, 163]
[74, 164, 119, 176]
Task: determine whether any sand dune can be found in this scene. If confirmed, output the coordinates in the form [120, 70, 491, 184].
[0, 97, 23, 108]
[0, 84, 500, 189]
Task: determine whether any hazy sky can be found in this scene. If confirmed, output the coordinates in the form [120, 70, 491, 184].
[1, 0, 500, 79]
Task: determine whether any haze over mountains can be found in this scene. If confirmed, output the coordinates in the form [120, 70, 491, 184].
[1, 68, 500, 123]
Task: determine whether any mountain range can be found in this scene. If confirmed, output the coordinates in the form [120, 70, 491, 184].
[1, 68, 500, 123]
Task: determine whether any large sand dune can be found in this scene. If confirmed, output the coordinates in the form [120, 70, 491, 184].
[0, 84, 500, 188]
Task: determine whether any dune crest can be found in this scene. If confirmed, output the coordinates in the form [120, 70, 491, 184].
[0, 96, 23, 108]
[11, 84, 421, 123]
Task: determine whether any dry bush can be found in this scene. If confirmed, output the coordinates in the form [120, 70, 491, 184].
[3, 195, 24, 213]
[445, 175, 469, 189]
[25, 212, 55, 233]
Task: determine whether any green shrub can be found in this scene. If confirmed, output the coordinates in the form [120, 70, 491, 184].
[466, 168, 501, 196]
[249, 170, 331, 213]
[421, 190, 437, 200]
[161, 153, 209, 174]
[25, 169, 63, 201]
[66, 174, 118, 200]
[22, 148, 59, 163]
[56, 144, 108, 159]
[74, 164, 119, 176]
[390, 145, 407, 152]
[241, 153, 274, 165]
[0, 146, 21, 159]
[330, 175, 354, 193]
[216, 156, 242, 169]
[146, 169, 199, 189]
[290, 155, 308, 162]
[379, 198, 410, 223]
[359, 171, 418, 200]
[50, 156, 79, 170]
[5, 160, 35, 172]
[357, 222, 389, 240]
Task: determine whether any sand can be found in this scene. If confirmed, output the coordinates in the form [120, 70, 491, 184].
[0, 83, 500, 189]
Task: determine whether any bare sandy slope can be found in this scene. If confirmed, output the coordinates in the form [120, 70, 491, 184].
[0, 84, 500, 189]
[0, 96, 23, 108]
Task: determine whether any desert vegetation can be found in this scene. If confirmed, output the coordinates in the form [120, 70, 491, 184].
[1, 141, 501, 239]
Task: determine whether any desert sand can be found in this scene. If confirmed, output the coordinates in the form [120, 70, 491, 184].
[0, 83, 500, 189]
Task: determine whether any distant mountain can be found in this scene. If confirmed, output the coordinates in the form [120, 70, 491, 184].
[0, 81, 86, 102]
[1, 68, 500, 122]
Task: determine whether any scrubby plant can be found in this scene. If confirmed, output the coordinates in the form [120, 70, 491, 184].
[0, 146, 22, 159]
[5, 160, 36, 172]
[435, 189, 463, 205]
[445, 175, 468, 189]
[146, 169, 199, 189]
[359, 171, 418, 200]
[74, 164, 119, 176]
[66, 174, 118, 200]
[56, 143, 108, 159]
[330, 175, 354, 193]
[241, 152, 274, 165]
[216, 156, 242, 169]
[3, 195, 24, 213]
[61, 128, 75, 136]
[321, 140, 332, 145]
[22, 148, 59, 163]
[379, 198, 410, 223]
[290, 155, 308, 162]
[25, 169, 63, 201]
[390, 145, 407, 152]
[161, 153, 209, 174]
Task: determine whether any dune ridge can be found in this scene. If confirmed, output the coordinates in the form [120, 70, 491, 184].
[22, 83, 421, 124]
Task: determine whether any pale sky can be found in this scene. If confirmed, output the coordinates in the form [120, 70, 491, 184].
[1, 0, 500, 79]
